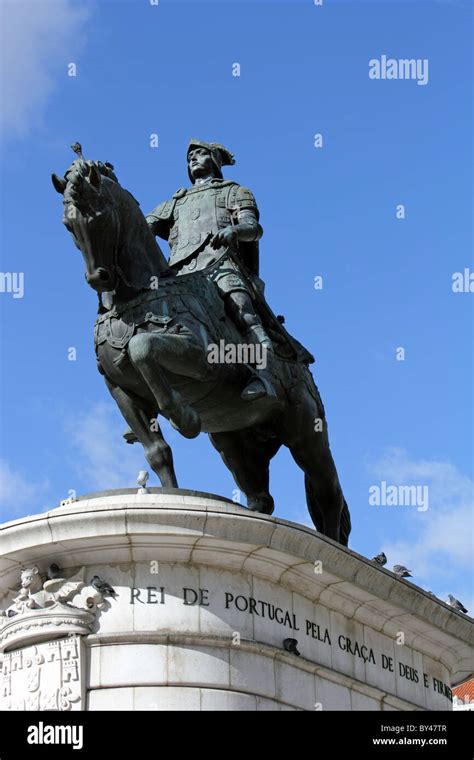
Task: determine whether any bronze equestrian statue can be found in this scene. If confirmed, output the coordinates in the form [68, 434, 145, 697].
[52, 140, 351, 545]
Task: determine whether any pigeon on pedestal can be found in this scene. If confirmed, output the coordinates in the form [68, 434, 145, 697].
[91, 575, 116, 597]
[448, 595, 468, 614]
[392, 565, 412, 579]
[137, 470, 149, 494]
[283, 638, 300, 656]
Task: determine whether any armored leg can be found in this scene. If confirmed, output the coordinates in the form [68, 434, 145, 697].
[225, 291, 272, 348]
[224, 291, 278, 403]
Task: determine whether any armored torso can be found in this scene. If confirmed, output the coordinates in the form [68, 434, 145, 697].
[170, 180, 235, 268]
[146, 179, 259, 273]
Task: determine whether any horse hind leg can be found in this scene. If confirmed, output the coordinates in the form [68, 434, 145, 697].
[209, 429, 281, 514]
[304, 473, 351, 546]
[304, 474, 325, 535]
[285, 390, 350, 545]
[106, 380, 178, 488]
[291, 436, 347, 544]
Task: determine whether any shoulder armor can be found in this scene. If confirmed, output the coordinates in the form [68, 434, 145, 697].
[232, 185, 259, 219]
[146, 196, 178, 223]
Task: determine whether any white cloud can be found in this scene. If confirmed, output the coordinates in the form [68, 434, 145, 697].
[67, 401, 149, 491]
[0, 0, 91, 139]
[0, 458, 49, 520]
[370, 448, 473, 610]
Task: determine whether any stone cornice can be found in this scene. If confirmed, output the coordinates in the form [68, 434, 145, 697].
[0, 604, 95, 652]
[0, 491, 472, 684]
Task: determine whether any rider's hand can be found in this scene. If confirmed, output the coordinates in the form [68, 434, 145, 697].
[210, 227, 238, 249]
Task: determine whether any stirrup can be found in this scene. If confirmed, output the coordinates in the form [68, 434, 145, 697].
[123, 427, 139, 444]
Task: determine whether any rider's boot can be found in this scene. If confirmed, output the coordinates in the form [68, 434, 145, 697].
[240, 324, 279, 404]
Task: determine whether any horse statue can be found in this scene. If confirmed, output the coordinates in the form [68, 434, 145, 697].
[52, 151, 351, 545]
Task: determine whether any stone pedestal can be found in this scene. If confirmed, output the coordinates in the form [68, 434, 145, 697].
[0, 490, 472, 711]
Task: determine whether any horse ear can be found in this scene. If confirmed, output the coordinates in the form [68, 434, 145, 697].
[51, 173, 67, 194]
[88, 163, 101, 190]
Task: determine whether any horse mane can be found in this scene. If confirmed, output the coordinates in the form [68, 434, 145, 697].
[102, 175, 169, 288]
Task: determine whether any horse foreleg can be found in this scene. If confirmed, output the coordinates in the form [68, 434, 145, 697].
[127, 332, 202, 439]
[139, 331, 211, 379]
[209, 429, 281, 514]
[105, 380, 178, 487]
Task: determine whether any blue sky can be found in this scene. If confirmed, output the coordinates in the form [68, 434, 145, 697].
[0, 0, 472, 610]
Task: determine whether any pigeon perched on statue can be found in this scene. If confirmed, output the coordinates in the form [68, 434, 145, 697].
[47, 563, 61, 580]
[448, 595, 468, 614]
[283, 638, 300, 656]
[372, 552, 387, 566]
[71, 142, 83, 159]
[137, 470, 149, 494]
[91, 575, 116, 597]
[392, 565, 412, 579]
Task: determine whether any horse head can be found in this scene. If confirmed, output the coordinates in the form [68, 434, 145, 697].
[52, 158, 168, 297]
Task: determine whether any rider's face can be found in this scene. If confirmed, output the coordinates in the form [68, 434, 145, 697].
[188, 148, 215, 180]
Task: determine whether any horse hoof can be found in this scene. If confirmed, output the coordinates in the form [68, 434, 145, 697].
[247, 495, 275, 515]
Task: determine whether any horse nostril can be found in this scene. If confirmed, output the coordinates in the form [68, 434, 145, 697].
[85, 268, 113, 291]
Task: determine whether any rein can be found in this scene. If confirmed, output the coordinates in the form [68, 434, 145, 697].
[95, 248, 234, 324]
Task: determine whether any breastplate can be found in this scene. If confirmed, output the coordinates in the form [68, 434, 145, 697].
[168, 184, 234, 269]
